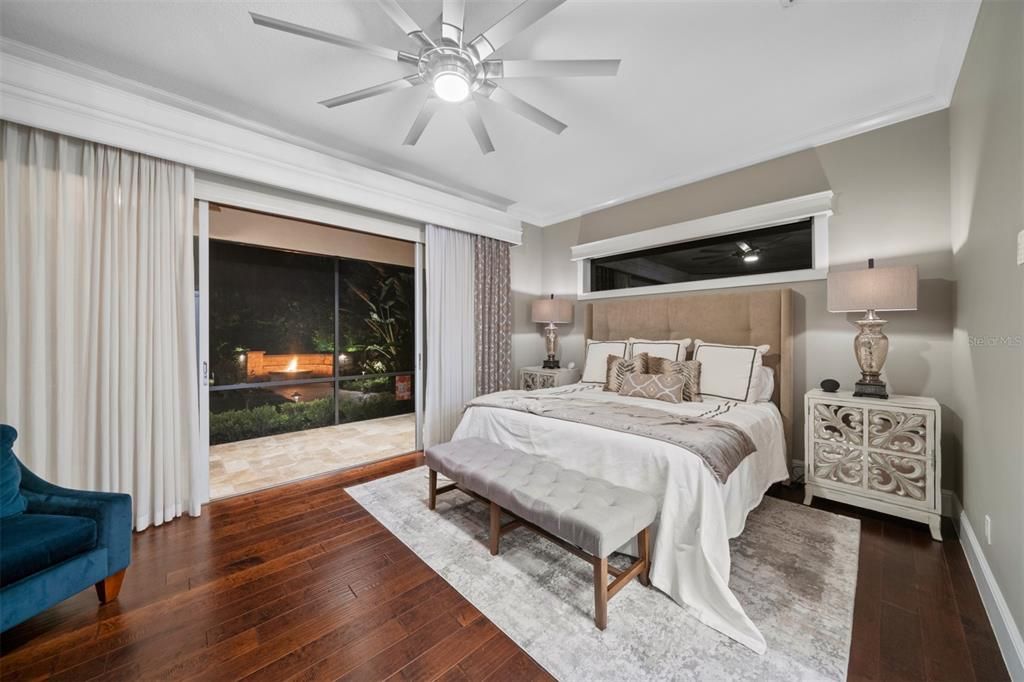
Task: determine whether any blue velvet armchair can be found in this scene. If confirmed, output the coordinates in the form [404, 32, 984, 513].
[0, 424, 132, 632]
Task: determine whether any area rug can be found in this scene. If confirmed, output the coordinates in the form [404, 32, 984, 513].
[348, 468, 859, 681]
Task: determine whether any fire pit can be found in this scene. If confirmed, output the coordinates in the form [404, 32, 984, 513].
[269, 356, 313, 382]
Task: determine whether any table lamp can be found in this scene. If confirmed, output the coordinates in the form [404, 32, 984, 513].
[532, 294, 573, 369]
[827, 259, 918, 399]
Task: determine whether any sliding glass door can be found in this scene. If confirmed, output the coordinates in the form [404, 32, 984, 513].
[207, 240, 416, 445]
[208, 242, 335, 443]
[336, 259, 416, 426]
[192, 199, 423, 499]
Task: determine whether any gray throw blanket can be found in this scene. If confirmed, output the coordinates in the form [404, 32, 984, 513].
[467, 393, 757, 483]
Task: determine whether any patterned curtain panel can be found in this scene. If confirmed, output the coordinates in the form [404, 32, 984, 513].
[474, 236, 512, 395]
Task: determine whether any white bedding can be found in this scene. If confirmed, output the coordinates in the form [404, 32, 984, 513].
[452, 383, 789, 653]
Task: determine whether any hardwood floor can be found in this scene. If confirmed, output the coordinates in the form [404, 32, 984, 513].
[771, 484, 1010, 682]
[0, 456, 1009, 681]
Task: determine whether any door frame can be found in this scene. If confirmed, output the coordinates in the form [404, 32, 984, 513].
[192, 191, 426, 491]
[196, 199, 211, 505]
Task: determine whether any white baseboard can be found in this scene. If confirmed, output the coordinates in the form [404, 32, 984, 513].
[942, 489, 956, 518]
[953, 495, 1024, 681]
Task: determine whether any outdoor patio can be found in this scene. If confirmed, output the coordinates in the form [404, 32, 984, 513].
[209, 413, 416, 499]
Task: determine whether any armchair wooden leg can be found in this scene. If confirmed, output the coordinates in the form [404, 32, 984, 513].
[95, 568, 126, 604]
[489, 502, 502, 556]
[428, 469, 438, 510]
[594, 557, 609, 630]
[638, 527, 651, 587]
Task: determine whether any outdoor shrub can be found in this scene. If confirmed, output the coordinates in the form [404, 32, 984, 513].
[211, 397, 334, 444]
[339, 392, 412, 423]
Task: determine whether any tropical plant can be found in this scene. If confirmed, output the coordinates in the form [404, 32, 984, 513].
[346, 274, 410, 373]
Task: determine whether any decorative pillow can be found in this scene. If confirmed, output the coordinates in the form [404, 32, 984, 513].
[692, 340, 770, 402]
[618, 373, 685, 404]
[749, 366, 775, 402]
[605, 353, 649, 392]
[648, 357, 702, 402]
[628, 338, 691, 362]
[581, 340, 629, 384]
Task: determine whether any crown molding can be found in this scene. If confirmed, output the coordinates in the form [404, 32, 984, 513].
[0, 39, 522, 244]
[526, 91, 947, 228]
[523, 0, 980, 230]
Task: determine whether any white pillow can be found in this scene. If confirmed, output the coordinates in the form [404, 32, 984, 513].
[628, 338, 691, 362]
[749, 365, 775, 402]
[581, 340, 629, 384]
[692, 340, 770, 401]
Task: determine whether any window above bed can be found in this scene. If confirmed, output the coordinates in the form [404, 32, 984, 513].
[571, 192, 832, 300]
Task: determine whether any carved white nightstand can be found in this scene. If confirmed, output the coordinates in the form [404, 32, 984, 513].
[804, 389, 942, 541]
[519, 366, 582, 391]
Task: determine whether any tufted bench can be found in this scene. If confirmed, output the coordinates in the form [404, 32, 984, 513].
[425, 437, 657, 630]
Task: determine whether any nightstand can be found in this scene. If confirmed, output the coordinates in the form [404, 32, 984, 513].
[804, 389, 942, 541]
[519, 366, 582, 391]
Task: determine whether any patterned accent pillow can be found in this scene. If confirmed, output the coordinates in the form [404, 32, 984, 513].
[604, 353, 649, 392]
[618, 373, 686, 403]
[648, 357, 702, 402]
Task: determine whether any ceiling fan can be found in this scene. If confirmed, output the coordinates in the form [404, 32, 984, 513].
[250, 0, 620, 154]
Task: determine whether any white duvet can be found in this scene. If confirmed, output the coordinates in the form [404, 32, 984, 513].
[452, 383, 789, 653]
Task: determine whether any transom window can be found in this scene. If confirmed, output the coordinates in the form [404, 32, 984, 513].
[590, 219, 813, 292]
[570, 192, 833, 299]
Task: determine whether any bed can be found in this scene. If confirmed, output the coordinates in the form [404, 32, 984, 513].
[452, 288, 793, 654]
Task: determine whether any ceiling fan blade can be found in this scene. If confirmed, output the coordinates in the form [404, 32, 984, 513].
[485, 59, 620, 78]
[478, 82, 567, 135]
[403, 97, 438, 146]
[441, 0, 466, 46]
[374, 0, 436, 49]
[318, 75, 422, 108]
[250, 12, 418, 65]
[462, 100, 495, 154]
[468, 0, 567, 61]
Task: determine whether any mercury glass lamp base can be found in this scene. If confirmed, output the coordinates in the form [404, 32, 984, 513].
[853, 311, 890, 399]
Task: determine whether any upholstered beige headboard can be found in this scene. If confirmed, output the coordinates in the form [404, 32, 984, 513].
[585, 288, 793, 454]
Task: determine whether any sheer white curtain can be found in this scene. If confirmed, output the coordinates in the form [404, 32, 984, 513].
[423, 224, 476, 447]
[1, 122, 204, 530]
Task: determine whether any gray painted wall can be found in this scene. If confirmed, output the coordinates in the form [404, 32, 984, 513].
[511, 223, 547, 373]
[513, 110, 958, 490]
[949, 0, 1023, 646]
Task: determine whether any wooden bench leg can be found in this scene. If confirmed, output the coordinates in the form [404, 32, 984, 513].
[594, 557, 609, 630]
[428, 468, 437, 510]
[638, 527, 651, 587]
[95, 568, 126, 604]
[489, 502, 502, 556]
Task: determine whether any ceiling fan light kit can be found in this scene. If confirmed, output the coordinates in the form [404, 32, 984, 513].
[250, 0, 621, 154]
[419, 46, 478, 103]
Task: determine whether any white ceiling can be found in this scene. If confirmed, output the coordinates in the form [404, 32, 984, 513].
[0, 0, 978, 225]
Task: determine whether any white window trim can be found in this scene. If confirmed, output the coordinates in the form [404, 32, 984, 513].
[194, 173, 424, 244]
[571, 191, 833, 300]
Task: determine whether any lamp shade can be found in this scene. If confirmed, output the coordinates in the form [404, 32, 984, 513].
[827, 265, 918, 312]
[532, 297, 573, 324]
